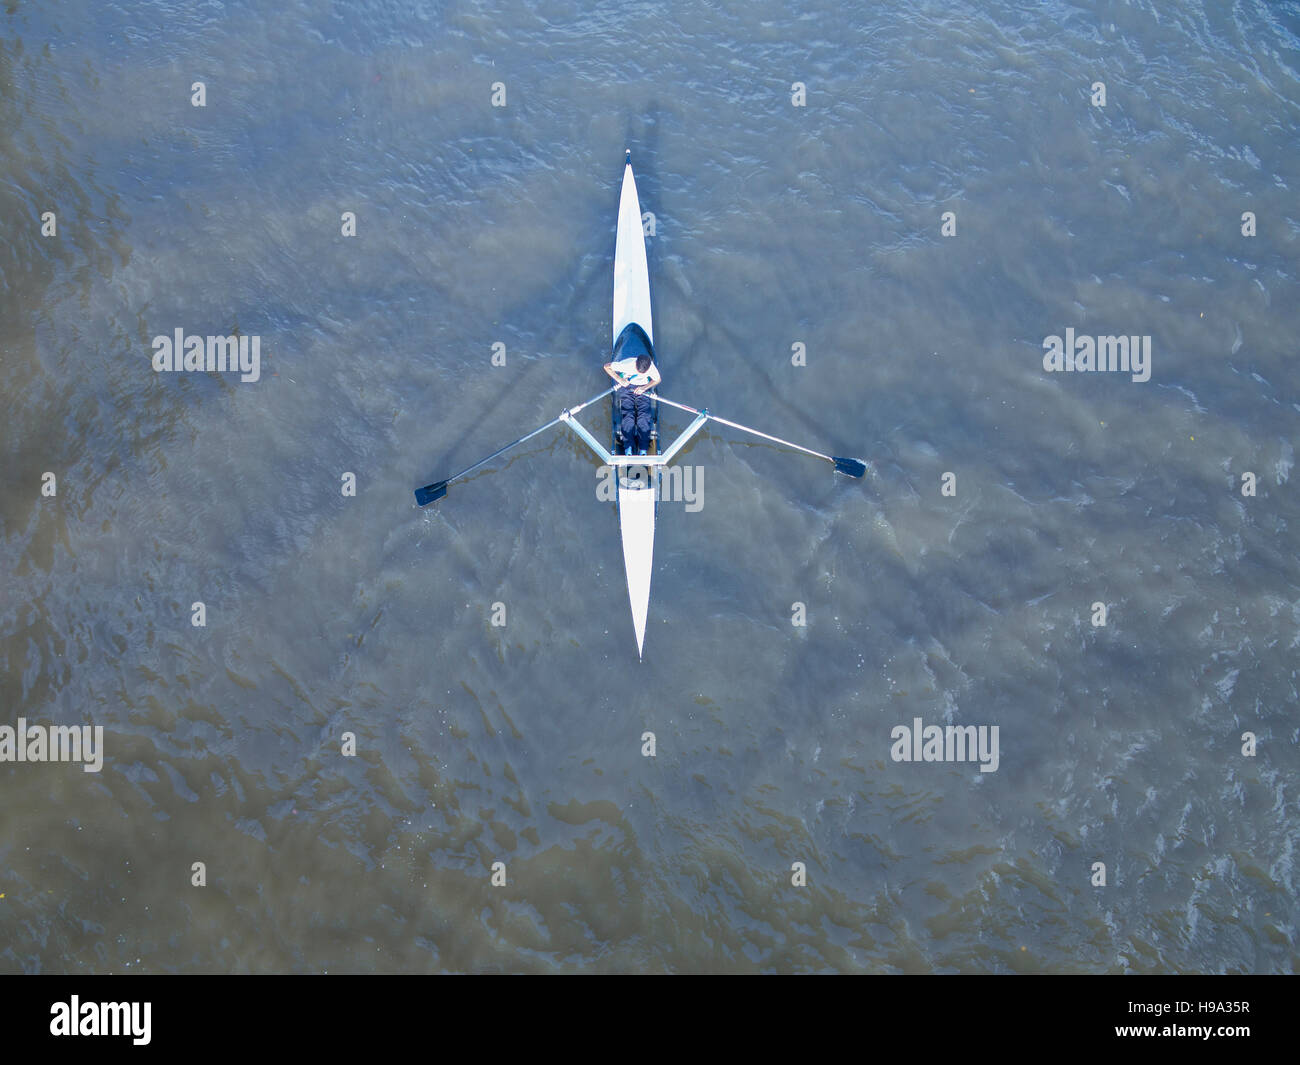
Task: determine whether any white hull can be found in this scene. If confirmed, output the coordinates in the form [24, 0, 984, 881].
[613, 154, 655, 659]
[617, 469, 655, 656]
[613, 160, 653, 346]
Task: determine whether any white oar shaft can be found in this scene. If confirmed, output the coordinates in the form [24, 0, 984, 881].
[441, 386, 614, 485]
[653, 395, 834, 464]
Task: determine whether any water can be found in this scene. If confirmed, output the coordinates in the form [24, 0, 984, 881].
[1, 0, 1297, 973]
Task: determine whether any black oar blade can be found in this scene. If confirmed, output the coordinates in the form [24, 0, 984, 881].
[414, 481, 448, 506]
[833, 457, 867, 478]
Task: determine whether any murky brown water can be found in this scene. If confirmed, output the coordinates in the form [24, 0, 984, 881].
[1, 0, 1297, 973]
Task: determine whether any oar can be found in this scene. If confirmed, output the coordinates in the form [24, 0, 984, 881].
[415, 387, 615, 506]
[653, 395, 867, 478]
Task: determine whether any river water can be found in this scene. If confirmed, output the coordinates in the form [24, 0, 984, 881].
[1, 0, 1297, 973]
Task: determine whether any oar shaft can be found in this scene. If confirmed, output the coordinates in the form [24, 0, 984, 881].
[437, 386, 614, 487]
[442, 421, 559, 485]
[653, 395, 834, 464]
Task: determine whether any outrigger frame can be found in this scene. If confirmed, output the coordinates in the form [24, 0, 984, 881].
[416, 393, 866, 505]
[560, 405, 710, 468]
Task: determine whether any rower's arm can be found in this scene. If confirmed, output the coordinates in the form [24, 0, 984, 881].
[603, 362, 626, 384]
[634, 366, 661, 394]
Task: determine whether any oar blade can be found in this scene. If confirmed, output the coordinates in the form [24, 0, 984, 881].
[414, 481, 448, 506]
[833, 456, 867, 478]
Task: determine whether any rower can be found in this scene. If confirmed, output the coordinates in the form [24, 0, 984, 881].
[603, 344, 661, 456]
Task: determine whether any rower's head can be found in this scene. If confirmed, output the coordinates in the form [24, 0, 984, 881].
[636, 354, 651, 374]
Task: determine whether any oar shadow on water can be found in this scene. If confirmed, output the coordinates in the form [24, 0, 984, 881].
[417, 380, 524, 490]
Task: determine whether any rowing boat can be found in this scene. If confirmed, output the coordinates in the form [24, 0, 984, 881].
[610, 151, 658, 659]
[412, 151, 867, 659]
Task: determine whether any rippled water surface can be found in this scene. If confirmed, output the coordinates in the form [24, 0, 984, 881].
[1, 0, 1298, 972]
